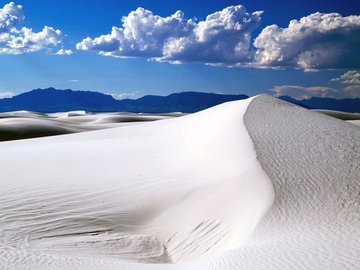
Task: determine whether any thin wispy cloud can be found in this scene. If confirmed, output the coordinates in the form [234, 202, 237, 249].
[331, 71, 360, 84]
[343, 85, 360, 97]
[271, 85, 337, 99]
[0, 2, 62, 54]
[331, 70, 360, 97]
[109, 92, 138, 100]
[0, 91, 15, 99]
[272, 70, 360, 99]
[55, 49, 73, 55]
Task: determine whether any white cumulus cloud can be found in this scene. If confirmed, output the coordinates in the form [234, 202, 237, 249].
[0, 2, 62, 54]
[254, 12, 360, 69]
[160, 6, 262, 65]
[0, 1, 24, 33]
[77, 8, 194, 58]
[76, 5, 263, 66]
[76, 7, 360, 70]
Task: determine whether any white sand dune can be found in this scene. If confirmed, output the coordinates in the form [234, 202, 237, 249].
[0, 97, 274, 269]
[0, 95, 359, 270]
[314, 109, 360, 121]
[0, 111, 181, 141]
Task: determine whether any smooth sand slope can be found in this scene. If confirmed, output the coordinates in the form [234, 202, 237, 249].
[0, 97, 274, 269]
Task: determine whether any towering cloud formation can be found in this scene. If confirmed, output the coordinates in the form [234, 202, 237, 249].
[76, 5, 263, 65]
[254, 12, 360, 69]
[0, 2, 62, 54]
[77, 7, 360, 70]
[77, 8, 194, 58]
[159, 6, 262, 65]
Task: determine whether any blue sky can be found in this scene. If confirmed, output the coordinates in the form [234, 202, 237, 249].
[0, 0, 359, 99]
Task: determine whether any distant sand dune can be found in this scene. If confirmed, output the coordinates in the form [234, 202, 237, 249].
[0, 111, 182, 141]
[314, 109, 360, 120]
[0, 118, 77, 141]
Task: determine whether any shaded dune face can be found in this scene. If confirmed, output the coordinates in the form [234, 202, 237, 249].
[0, 112, 183, 142]
[240, 95, 360, 270]
[0, 118, 78, 141]
[0, 98, 274, 265]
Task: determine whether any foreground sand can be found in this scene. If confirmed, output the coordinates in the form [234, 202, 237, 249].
[0, 97, 274, 269]
[0, 95, 359, 269]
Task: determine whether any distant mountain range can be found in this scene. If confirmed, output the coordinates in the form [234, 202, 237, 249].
[0, 88, 248, 113]
[279, 96, 360, 113]
[0, 88, 359, 113]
